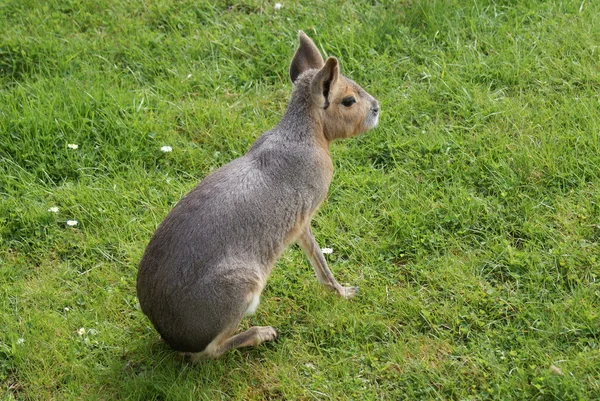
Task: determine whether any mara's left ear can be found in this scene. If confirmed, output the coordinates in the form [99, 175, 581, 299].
[310, 57, 340, 110]
[289, 31, 325, 83]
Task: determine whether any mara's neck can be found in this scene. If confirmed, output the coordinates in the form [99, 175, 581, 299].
[276, 84, 330, 152]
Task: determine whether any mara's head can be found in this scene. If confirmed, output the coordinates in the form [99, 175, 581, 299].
[289, 31, 379, 141]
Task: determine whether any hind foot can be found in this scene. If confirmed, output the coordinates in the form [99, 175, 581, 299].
[188, 326, 279, 362]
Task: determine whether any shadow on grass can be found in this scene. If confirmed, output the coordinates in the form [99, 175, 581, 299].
[98, 334, 278, 400]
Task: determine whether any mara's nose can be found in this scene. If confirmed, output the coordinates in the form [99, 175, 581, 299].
[371, 101, 380, 114]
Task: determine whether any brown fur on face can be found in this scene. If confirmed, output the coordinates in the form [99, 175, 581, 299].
[319, 76, 379, 141]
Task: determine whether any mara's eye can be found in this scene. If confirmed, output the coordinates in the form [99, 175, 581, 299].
[341, 96, 356, 107]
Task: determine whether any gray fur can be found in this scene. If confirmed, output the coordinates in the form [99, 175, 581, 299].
[137, 31, 379, 357]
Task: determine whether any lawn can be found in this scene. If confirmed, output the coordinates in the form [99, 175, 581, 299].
[1, 0, 599, 399]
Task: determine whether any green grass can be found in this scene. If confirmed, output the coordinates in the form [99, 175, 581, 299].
[1, 0, 599, 399]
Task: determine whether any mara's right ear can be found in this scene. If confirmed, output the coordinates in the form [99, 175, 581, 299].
[310, 57, 340, 110]
[289, 31, 325, 83]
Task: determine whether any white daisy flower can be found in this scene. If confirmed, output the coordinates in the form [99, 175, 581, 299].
[67, 144, 79, 149]
[48, 206, 59, 213]
[66, 220, 78, 227]
[160, 145, 173, 153]
[274, 2, 283, 10]
[321, 248, 333, 254]
[16, 338, 25, 345]
[77, 328, 86, 336]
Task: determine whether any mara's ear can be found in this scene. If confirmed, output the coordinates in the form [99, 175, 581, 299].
[289, 31, 325, 83]
[310, 57, 340, 110]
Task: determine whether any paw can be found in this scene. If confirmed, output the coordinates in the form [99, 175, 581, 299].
[338, 285, 359, 299]
[257, 326, 279, 343]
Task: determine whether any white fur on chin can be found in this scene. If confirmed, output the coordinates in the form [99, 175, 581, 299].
[364, 111, 379, 131]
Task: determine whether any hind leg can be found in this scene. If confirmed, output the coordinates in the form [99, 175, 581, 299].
[186, 289, 277, 362]
[188, 326, 278, 362]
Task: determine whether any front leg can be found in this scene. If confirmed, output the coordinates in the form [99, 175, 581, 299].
[297, 225, 358, 299]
